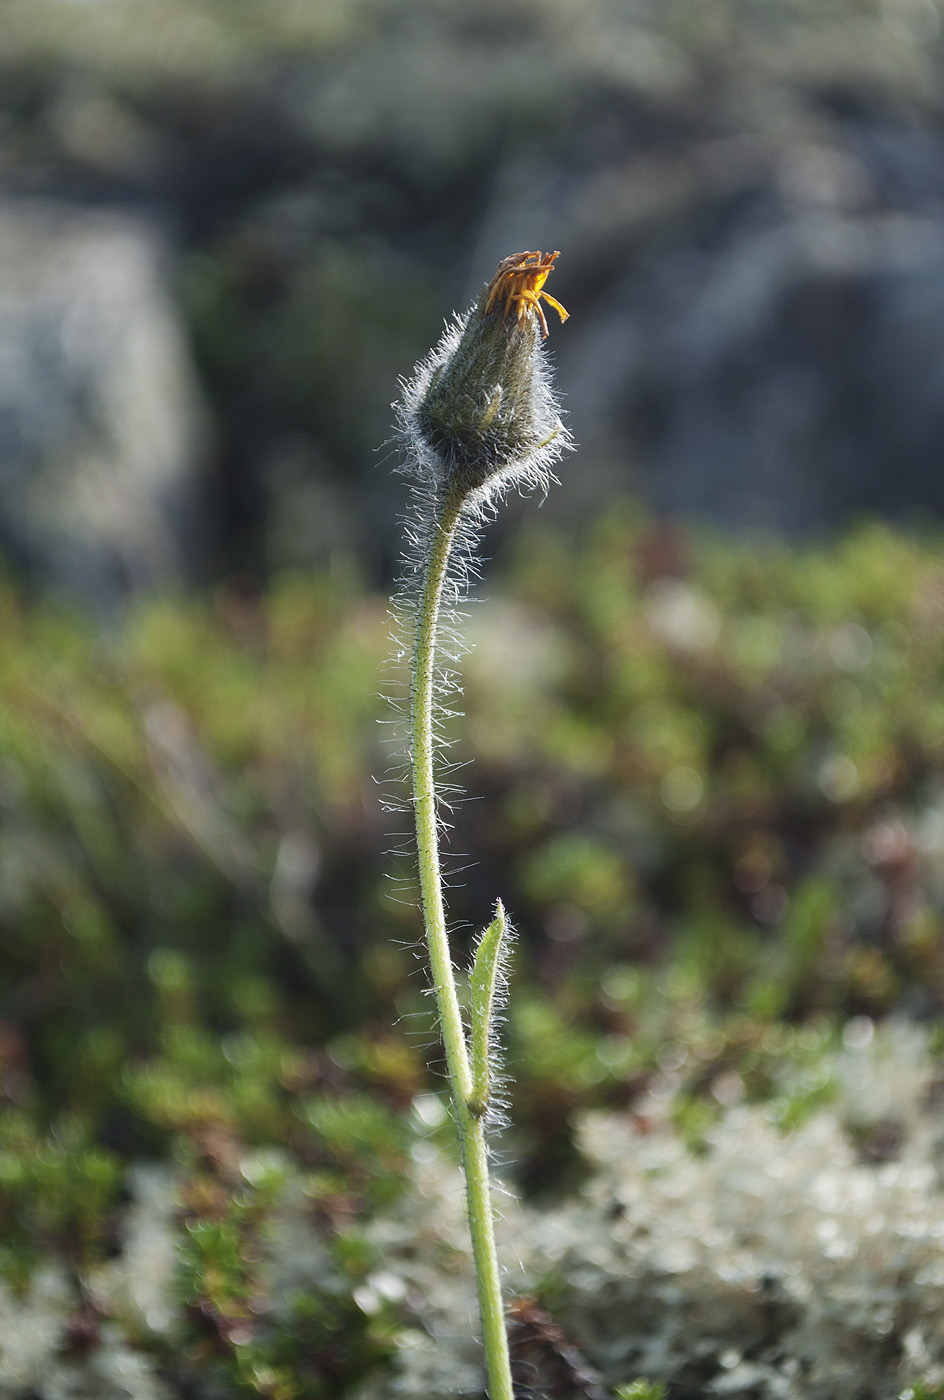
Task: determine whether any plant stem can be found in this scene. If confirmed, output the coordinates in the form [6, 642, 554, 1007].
[410, 484, 515, 1400]
[459, 1105, 514, 1400]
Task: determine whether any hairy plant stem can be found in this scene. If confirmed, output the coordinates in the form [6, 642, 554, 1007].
[410, 482, 514, 1400]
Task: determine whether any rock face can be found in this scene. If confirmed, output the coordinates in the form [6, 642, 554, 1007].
[0, 203, 209, 606]
[566, 142, 944, 535]
[7, 2, 944, 576]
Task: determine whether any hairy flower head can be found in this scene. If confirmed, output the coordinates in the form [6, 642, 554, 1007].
[397, 250, 572, 506]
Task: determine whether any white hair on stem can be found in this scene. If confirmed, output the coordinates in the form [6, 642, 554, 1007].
[382, 251, 573, 1400]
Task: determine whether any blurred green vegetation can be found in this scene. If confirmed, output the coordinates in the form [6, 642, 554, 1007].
[5, 505, 944, 1392]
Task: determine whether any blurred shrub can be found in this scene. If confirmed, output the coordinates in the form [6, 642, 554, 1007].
[4, 507, 944, 1387]
[0, 565, 393, 1122]
[5, 511, 944, 1163]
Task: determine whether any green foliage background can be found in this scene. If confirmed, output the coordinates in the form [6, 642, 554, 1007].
[4, 506, 944, 1393]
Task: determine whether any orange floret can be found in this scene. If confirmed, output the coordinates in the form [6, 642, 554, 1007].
[483, 250, 569, 339]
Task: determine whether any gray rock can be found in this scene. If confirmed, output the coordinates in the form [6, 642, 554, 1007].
[0, 202, 209, 606]
[623, 204, 944, 534]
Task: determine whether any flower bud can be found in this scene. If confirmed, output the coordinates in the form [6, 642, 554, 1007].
[398, 251, 571, 502]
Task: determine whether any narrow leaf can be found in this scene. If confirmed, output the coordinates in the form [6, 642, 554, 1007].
[468, 900, 508, 1117]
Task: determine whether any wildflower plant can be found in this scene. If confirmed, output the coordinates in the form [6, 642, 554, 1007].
[390, 251, 571, 1398]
